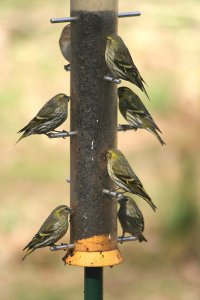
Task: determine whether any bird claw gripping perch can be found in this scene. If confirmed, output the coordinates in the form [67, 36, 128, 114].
[62, 249, 70, 265]
[50, 235, 138, 254]
[46, 130, 77, 139]
[64, 64, 71, 72]
[117, 235, 138, 244]
[102, 189, 125, 200]
[117, 124, 137, 132]
[103, 75, 121, 84]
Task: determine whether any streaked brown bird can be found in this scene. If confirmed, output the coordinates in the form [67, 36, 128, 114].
[22, 205, 72, 261]
[107, 148, 157, 212]
[118, 196, 147, 242]
[118, 86, 165, 145]
[105, 34, 149, 99]
[16, 93, 70, 143]
[59, 24, 71, 63]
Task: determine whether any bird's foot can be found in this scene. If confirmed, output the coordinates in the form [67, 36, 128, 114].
[119, 235, 125, 244]
[62, 249, 69, 265]
[64, 64, 71, 71]
[62, 248, 74, 265]
[104, 75, 121, 84]
[46, 132, 53, 138]
[62, 130, 69, 139]
[115, 188, 127, 195]
[61, 242, 67, 251]
[111, 77, 118, 83]
[46, 130, 69, 139]
[118, 124, 137, 131]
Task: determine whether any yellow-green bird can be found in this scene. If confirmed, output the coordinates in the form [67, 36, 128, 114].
[105, 34, 149, 99]
[118, 196, 147, 242]
[16, 93, 70, 143]
[118, 87, 165, 145]
[22, 205, 72, 261]
[107, 149, 157, 212]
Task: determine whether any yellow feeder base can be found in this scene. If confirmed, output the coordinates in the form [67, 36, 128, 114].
[66, 249, 123, 267]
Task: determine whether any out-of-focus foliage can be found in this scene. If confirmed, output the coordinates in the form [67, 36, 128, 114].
[0, 0, 200, 299]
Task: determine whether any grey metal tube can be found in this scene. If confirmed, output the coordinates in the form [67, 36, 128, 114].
[70, 1, 118, 247]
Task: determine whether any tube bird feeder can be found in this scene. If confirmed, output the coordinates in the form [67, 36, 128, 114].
[66, 0, 123, 267]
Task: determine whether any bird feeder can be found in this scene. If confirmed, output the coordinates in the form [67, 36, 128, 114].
[50, 0, 142, 298]
[67, 0, 122, 267]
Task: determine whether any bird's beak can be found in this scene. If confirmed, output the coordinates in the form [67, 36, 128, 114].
[68, 207, 73, 214]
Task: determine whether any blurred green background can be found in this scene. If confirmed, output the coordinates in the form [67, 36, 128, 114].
[1, 0, 200, 299]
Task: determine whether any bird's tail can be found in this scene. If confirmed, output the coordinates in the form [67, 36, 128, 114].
[138, 233, 148, 242]
[145, 198, 157, 212]
[147, 128, 166, 146]
[141, 77, 150, 100]
[142, 85, 150, 100]
[21, 247, 34, 262]
[129, 71, 150, 100]
[15, 132, 30, 145]
[134, 186, 157, 212]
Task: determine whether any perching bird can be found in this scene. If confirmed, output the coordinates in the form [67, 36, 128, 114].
[105, 34, 149, 99]
[118, 196, 147, 242]
[107, 148, 157, 212]
[59, 24, 71, 63]
[118, 87, 165, 145]
[22, 205, 72, 261]
[16, 93, 70, 143]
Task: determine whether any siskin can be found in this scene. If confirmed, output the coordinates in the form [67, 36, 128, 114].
[118, 86, 165, 145]
[107, 148, 157, 212]
[22, 205, 72, 261]
[16, 93, 70, 143]
[59, 24, 71, 63]
[105, 34, 149, 99]
[118, 196, 147, 242]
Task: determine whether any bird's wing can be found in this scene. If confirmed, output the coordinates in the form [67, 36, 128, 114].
[39, 214, 59, 233]
[126, 99, 161, 133]
[18, 100, 59, 133]
[126, 216, 141, 231]
[23, 231, 51, 250]
[36, 98, 59, 120]
[126, 105, 145, 117]
[122, 95, 146, 126]
[17, 117, 44, 133]
[114, 54, 134, 73]
[112, 162, 139, 186]
[114, 52, 142, 85]
[114, 44, 134, 68]
[131, 106, 162, 133]
[114, 46, 149, 97]
[127, 203, 144, 225]
[141, 115, 161, 132]
[17, 115, 50, 133]
[125, 211, 144, 235]
[128, 96, 148, 113]
[126, 108, 150, 128]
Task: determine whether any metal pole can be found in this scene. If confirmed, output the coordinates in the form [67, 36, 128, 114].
[84, 267, 103, 300]
[50, 236, 137, 252]
[50, 11, 141, 23]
